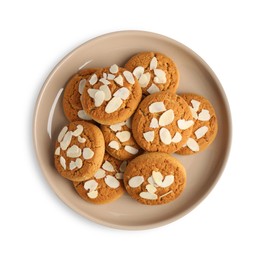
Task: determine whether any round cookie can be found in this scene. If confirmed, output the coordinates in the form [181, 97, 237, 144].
[81, 65, 142, 125]
[176, 93, 218, 154]
[73, 153, 126, 204]
[63, 68, 97, 121]
[54, 121, 105, 182]
[132, 91, 194, 153]
[123, 153, 186, 205]
[100, 118, 141, 160]
[124, 52, 180, 95]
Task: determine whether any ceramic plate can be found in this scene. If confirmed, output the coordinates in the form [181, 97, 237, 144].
[33, 31, 231, 230]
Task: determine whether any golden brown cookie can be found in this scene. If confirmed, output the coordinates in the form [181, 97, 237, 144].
[132, 91, 194, 153]
[63, 68, 97, 121]
[81, 65, 142, 125]
[124, 52, 179, 95]
[176, 93, 218, 154]
[123, 153, 186, 205]
[100, 118, 141, 160]
[73, 153, 125, 204]
[54, 121, 105, 182]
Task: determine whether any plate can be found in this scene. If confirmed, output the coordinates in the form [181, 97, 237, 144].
[33, 31, 231, 230]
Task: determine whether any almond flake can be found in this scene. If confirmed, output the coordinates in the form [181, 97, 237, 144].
[113, 87, 130, 100]
[87, 190, 98, 199]
[102, 161, 115, 172]
[105, 175, 120, 189]
[195, 126, 208, 139]
[103, 73, 107, 79]
[94, 168, 106, 179]
[55, 147, 60, 155]
[147, 176, 158, 187]
[149, 118, 159, 128]
[198, 109, 211, 121]
[177, 119, 194, 130]
[149, 101, 166, 113]
[83, 148, 94, 159]
[159, 109, 174, 126]
[108, 140, 120, 150]
[146, 184, 157, 194]
[60, 131, 72, 150]
[116, 131, 131, 142]
[139, 192, 157, 200]
[60, 156, 66, 170]
[152, 171, 163, 186]
[94, 90, 105, 107]
[105, 97, 123, 113]
[99, 85, 111, 101]
[115, 172, 123, 180]
[160, 190, 173, 198]
[119, 161, 128, 172]
[133, 66, 144, 79]
[128, 176, 144, 188]
[89, 74, 98, 85]
[72, 124, 83, 137]
[77, 135, 86, 143]
[114, 75, 124, 86]
[75, 158, 83, 168]
[99, 78, 110, 85]
[69, 161, 76, 170]
[58, 126, 68, 142]
[187, 138, 199, 152]
[110, 122, 126, 132]
[154, 69, 166, 84]
[189, 106, 198, 119]
[159, 127, 172, 145]
[107, 73, 115, 80]
[124, 145, 138, 155]
[109, 64, 119, 74]
[143, 131, 155, 142]
[147, 84, 160, 94]
[78, 79, 86, 94]
[84, 180, 98, 192]
[78, 110, 92, 120]
[160, 175, 174, 188]
[87, 88, 98, 98]
[125, 118, 132, 129]
[171, 132, 182, 143]
[191, 99, 201, 111]
[66, 145, 81, 158]
[138, 72, 151, 88]
[123, 71, 135, 84]
[150, 57, 158, 70]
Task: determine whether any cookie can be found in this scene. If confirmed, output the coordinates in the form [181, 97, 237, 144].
[100, 118, 141, 160]
[81, 65, 142, 125]
[124, 52, 179, 95]
[132, 91, 194, 153]
[176, 93, 218, 154]
[123, 153, 186, 205]
[73, 153, 126, 204]
[54, 121, 105, 182]
[63, 68, 97, 121]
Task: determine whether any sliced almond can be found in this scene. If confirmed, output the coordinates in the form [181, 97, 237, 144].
[69, 161, 76, 170]
[138, 72, 151, 88]
[133, 66, 144, 79]
[78, 79, 86, 94]
[128, 176, 144, 188]
[115, 172, 123, 180]
[75, 158, 83, 168]
[94, 90, 105, 107]
[195, 126, 208, 139]
[159, 127, 172, 145]
[102, 160, 115, 172]
[94, 168, 106, 179]
[103, 72, 107, 79]
[189, 106, 198, 119]
[109, 122, 126, 132]
[84, 179, 98, 192]
[105, 175, 120, 189]
[113, 87, 130, 100]
[198, 109, 211, 121]
[109, 64, 119, 74]
[60, 131, 72, 150]
[124, 145, 138, 155]
[55, 147, 60, 156]
[152, 171, 163, 186]
[147, 176, 158, 187]
[114, 75, 124, 86]
[72, 124, 84, 137]
[83, 148, 94, 159]
[87, 88, 98, 99]
[177, 119, 194, 130]
[154, 69, 166, 84]
[150, 57, 158, 70]
[171, 132, 182, 143]
[87, 190, 98, 199]
[99, 78, 110, 85]
[60, 156, 66, 170]
[123, 71, 135, 84]
[159, 190, 173, 198]
[147, 84, 160, 94]
[146, 184, 157, 194]
[187, 138, 199, 152]
[58, 126, 68, 142]
[89, 74, 98, 85]
[150, 118, 159, 128]
[139, 192, 157, 200]
[143, 131, 155, 142]
[78, 110, 92, 120]
[66, 145, 81, 158]
[99, 85, 111, 101]
[159, 109, 174, 126]
[125, 118, 132, 129]
[108, 140, 120, 150]
[191, 99, 201, 111]
[107, 73, 115, 80]
[149, 101, 166, 113]
[119, 161, 128, 172]
[160, 175, 174, 188]
[116, 131, 131, 142]
[77, 135, 86, 143]
[105, 97, 123, 113]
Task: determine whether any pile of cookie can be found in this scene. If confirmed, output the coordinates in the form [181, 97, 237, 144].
[54, 52, 218, 205]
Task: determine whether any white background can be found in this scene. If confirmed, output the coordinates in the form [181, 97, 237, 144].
[0, 0, 262, 259]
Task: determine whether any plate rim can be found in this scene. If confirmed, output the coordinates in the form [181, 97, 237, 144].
[33, 30, 232, 230]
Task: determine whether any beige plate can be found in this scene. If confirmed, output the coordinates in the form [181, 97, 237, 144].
[33, 31, 231, 230]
